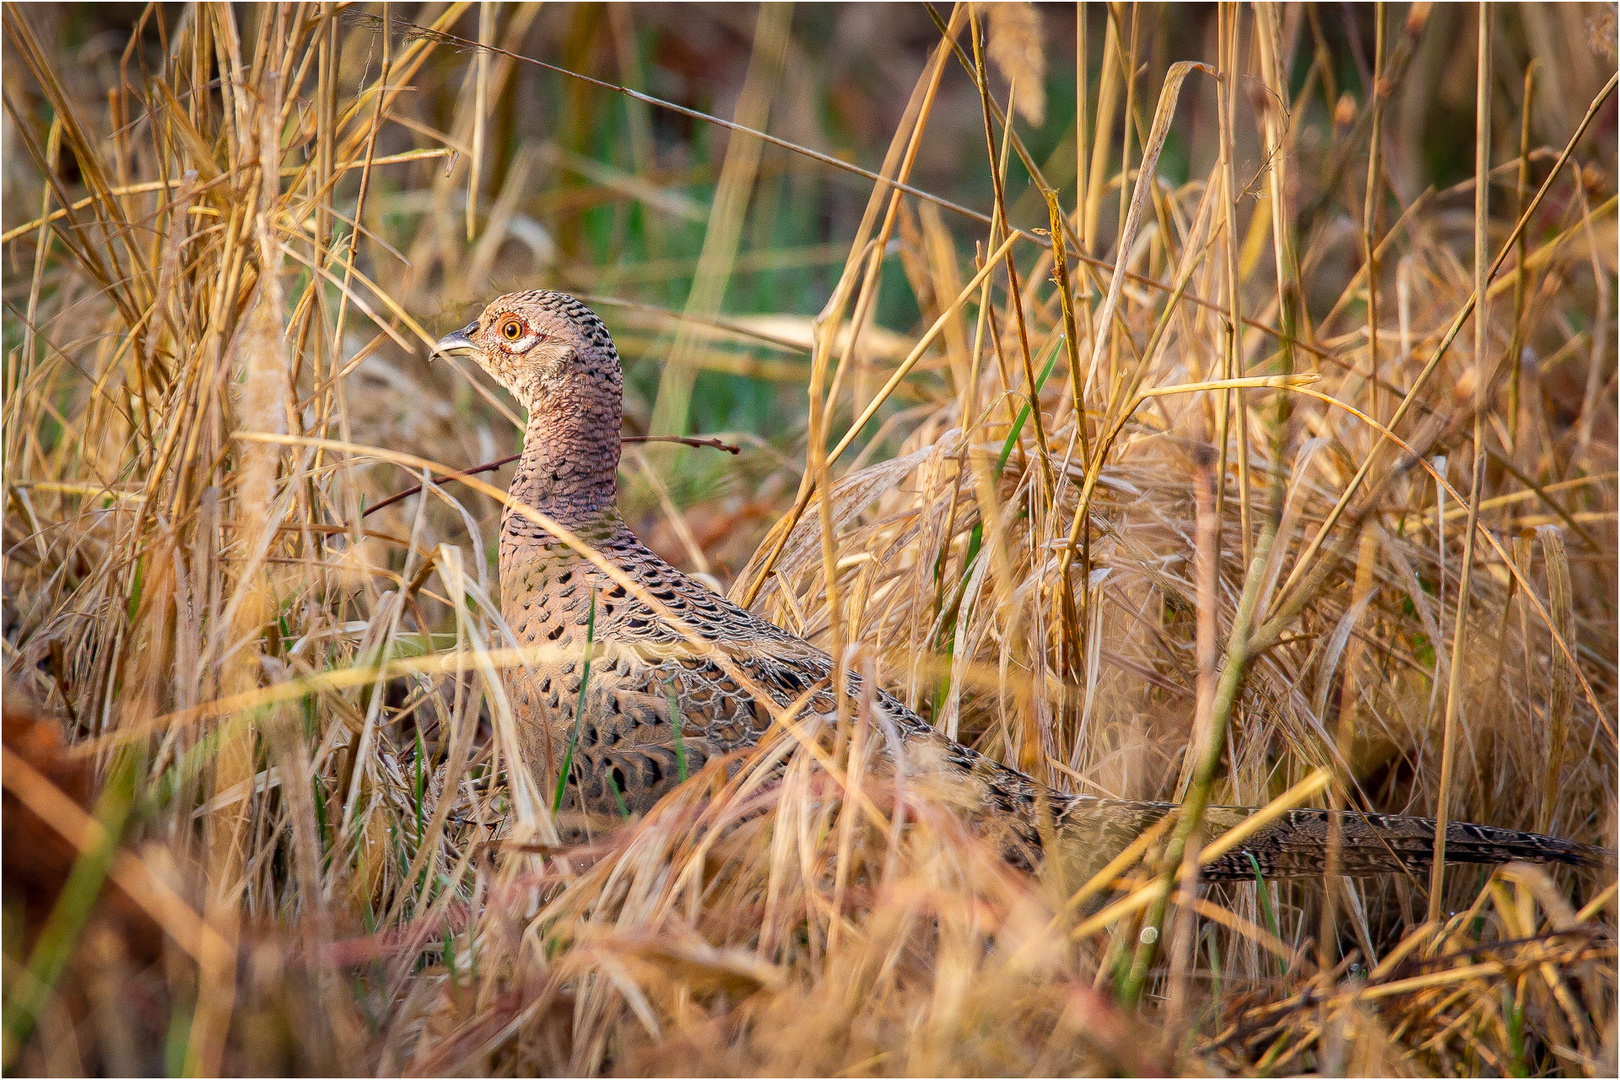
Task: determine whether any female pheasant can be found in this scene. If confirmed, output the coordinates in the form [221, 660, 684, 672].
[431, 289, 1605, 881]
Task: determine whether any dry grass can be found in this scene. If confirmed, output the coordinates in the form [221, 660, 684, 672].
[2, 3, 1616, 1075]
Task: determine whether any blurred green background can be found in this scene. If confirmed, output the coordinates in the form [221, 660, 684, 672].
[9, 2, 1614, 580]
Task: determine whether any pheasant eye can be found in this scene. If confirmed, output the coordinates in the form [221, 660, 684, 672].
[500, 318, 524, 341]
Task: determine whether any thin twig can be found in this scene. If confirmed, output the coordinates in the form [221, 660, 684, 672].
[1430, 1, 1492, 921]
[359, 436, 741, 519]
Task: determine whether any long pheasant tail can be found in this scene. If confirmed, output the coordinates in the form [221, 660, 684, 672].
[1193, 806, 1611, 882]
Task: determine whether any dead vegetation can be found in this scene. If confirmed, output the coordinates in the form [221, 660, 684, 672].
[2, 3, 1615, 1075]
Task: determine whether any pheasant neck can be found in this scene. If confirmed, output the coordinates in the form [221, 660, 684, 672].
[505, 371, 623, 542]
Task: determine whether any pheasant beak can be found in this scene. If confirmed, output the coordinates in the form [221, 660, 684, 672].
[430, 322, 480, 363]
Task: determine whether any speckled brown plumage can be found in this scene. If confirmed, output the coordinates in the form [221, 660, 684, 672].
[432, 291, 1607, 881]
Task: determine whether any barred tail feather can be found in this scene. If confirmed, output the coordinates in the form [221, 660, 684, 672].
[1196, 806, 1609, 881]
[1051, 799, 1609, 882]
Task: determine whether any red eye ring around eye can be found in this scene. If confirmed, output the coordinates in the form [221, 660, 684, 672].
[500, 318, 523, 341]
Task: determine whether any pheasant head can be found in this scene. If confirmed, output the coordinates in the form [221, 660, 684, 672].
[433, 290, 625, 520]
[432, 289, 623, 413]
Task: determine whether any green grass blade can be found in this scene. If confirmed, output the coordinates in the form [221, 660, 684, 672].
[996, 348, 1061, 474]
[608, 772, 631, 820]
[665, 676, 688, 783]
[1247, 852, 1287, 976]
[552, 588, 598, 815]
